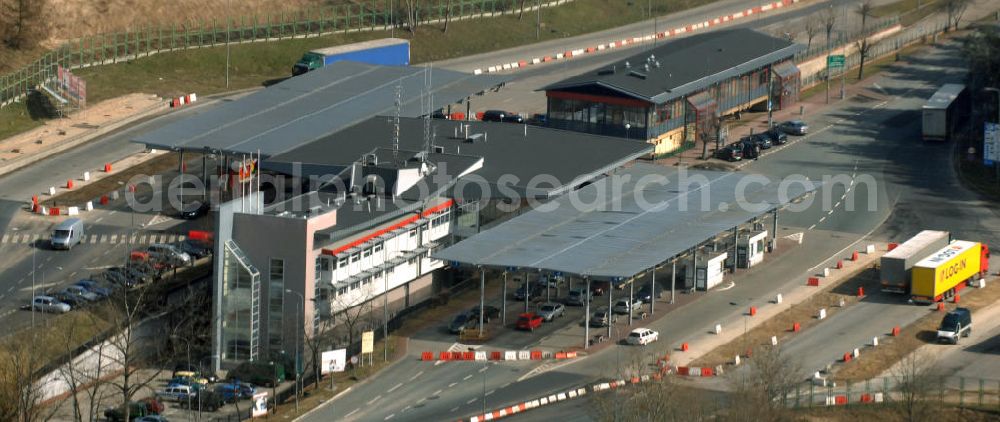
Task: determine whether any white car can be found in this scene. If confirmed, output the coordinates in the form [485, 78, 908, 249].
[537, 302, 565, 321]
[32, 296, 71, 313]
[625, 328, 659, 346]
[612, 299, 642, 314]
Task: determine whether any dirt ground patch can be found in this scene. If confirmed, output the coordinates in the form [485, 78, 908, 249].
[41, 152, 190, 207]
[691, 266, 881, 368]
[832, 276, 1000, 383]
[795, 402, 999, 422]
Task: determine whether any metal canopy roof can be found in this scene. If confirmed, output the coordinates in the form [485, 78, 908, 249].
[433, 164, 818, 279]
[133, 62, 511, 156]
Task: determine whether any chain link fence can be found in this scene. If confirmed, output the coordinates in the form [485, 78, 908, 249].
[0, 0, 575, 108]
[787, 375, 1000, 410]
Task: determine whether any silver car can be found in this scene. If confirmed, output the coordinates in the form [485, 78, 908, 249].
[612, 299, 642, 314]
[32, 296, 71, 313]
[147, 243, 192, 266]
[777, 120, 809, 135]
[537, 302, 565, 321]
[63, 285, 100, 302]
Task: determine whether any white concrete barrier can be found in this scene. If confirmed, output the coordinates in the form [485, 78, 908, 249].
[85, 201, 93, 211]
[48, 186, 56, 196]
[822, 268, 831, 277]
[474, 69, 483, 75]
[771, 336, 778, 346]
[517, 350, 530, 360]
[475, 351, 487, 361]
[866, 244, 875, 254]
[775, 293, 783, 304]
[734, 355, 741, 365]
[505, 351, 517, 360]
[83, 171, 90, 181]
[714, 324, 722, 334]
[872, 337, 879, 347]
[874, 392, 884, 402]
[818, 308, 827, 320]
[67, 206, 79, 216]
[853, 348, 860, 358]
[556, 392, 567, 401]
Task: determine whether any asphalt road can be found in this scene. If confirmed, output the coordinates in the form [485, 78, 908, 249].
[0, 100, 228, 333]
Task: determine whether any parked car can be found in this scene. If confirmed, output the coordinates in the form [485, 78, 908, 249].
[937, 307, 972, 344]
[167, 376, 207, 390]
[761, 127, 789, 145]
[51, 291, 87, 308]
[147, 243, 192, 266]
[177, 239, 212, 259]
[612, 299, 642, 314]
[180, 201, 210, 219]
[514, 283, 545, 301]
[482, 110, 525, 123]
[469, 305, 501, 322]
[715, 144, 743, 162]
[537, 302, 566, 321]
[636, 284, 663, 303]
[181, 390, 226, 411]
[625, 328, 659, 345]
[101, 267, 136, 288]
[73, 279, 112, 298]
[741, 134, 772, 150]
[515, 312, 544, 331]
[228, 361, 285, 388]
[62, 285, 101, 302]
[104, 398, 164, 422]
[589, 281, 610, 296]
[528, 113, 548, 125]
[777, 120, 809, 135]
[159, 384, 197, 402]
[215, 382, 256, 401]
[135, 416, 170, 422]
[449, 312, 477, 334]
[566, 288, 591, 306]
[32, 296, 70, 313]
[589, 307, 614, 327]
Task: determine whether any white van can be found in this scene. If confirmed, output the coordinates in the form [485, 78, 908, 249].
[51, 218, 84, 250]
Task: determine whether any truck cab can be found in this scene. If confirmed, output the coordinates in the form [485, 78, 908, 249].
[292, 52, 325, 76]
[980, 244, 990, 276]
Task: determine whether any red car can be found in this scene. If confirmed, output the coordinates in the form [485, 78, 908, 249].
[516, 313, 543, 331]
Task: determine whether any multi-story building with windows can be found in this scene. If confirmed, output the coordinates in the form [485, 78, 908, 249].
[544, 28, 804, 156]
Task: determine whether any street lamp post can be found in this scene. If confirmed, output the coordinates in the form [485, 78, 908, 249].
[285, 289, 304, 413]
[170, 335, 193, 411]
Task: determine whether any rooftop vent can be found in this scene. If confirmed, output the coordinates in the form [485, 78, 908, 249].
[364, 153, 378, 166]
[628, 71, 647, 80]
[466, 133, 485, 143]
[624, 61, 631, 68]
[433, 145, 445, 153]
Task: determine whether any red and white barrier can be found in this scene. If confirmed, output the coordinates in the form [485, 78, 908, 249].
[170, 93, 198, 108]
[471, 0, 802, 75]
[421, 349, 579, 363]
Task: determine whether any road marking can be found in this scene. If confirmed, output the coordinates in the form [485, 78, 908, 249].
[819, 216, 827, 223]
[110, 235, 118, 243]
[502, 382, 511, 389]
[448, 382, 458, 388]
[834, 201, 842, 208]
[345, 409, 359, 417]
[486, 389, 495, 396]
[466, 398, 477, 404]
[68, 272, 76, 278]
[366, 395, 381, 405]
[433, 389, 443, 396]
[44, 256, 51, 262]
[416, 397, 427, 404]
[89, 235, 97, 244]
[102, 249, 111, 255]
[99, 235, 107, 243]
[401, 405, 412, 413]
[409, 371, 423, 381]
[7, 286, 13, 293]
[95, 217, 104, 223]
[827, 209, 834, 215]
[387, 383, 402, 393]
[450, 406, 459, 412]
[808, 224, 816, 230]
[384, 414, 395, 420]
[109, 210, 117, 215]
[463, 375, 473, 381]
[478, 366, 488, 373]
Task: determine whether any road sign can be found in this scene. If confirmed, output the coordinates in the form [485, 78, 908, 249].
[827, 55, 845, 68]
[321, 348, 347, 374]
[985, 123, 1000, 166]
[361, 331, 374, 354]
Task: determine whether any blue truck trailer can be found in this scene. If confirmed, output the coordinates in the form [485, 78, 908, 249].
[292, 38, 410, 76]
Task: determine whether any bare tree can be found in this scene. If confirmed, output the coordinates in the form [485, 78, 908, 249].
[443, 0, 453, 33]
[0, 0, 49, 49]
[963, 24, 1000, 97]
[890, 350, 939, 422]
[518, 0, 526, 20]
[591, 349, 715, 420]
[940, 0, 971, 32]
[805, 17, 820, 51]
[401, 0, 420, 34]
[855, 1, 875, 80]
[699, 113, 721, 160]
[855, 38, 876, 80]
[0, 336, 49, 421]
[822, 6, 837, 48]
[726, 346, 802, 421]
[328, 285, 376, 358]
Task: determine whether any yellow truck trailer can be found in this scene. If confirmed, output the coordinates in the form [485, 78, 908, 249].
[910, 240, 990, 303]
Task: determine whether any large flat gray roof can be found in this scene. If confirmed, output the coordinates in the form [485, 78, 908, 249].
[133, 62, 511, 156]
[268, 117, 652, 199]
[433, 163, 818, 279]
[544, 28, 803, 104]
